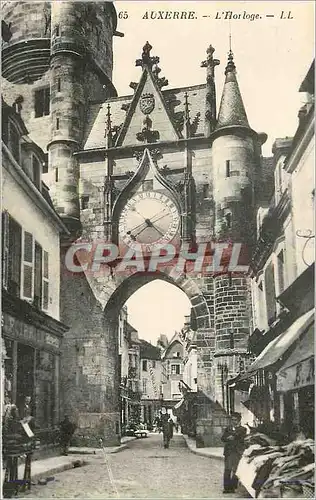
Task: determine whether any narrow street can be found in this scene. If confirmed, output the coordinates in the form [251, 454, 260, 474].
[20, 435, 250, 499]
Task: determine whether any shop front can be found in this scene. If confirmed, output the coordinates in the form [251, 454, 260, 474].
[276, 320, 314, 440]
[2, 293, 68, 445]
[233, 308, 314, 497]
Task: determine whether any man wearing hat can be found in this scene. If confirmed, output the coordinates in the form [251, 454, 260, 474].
[221, 412, 247, 493]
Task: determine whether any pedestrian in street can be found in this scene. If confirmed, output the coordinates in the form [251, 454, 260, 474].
[161, 409, 173, 449]
[59, 415, 76, 456]
[221, 412, 247, 494]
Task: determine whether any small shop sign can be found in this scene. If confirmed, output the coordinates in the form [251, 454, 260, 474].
[2, 313, 60, 351]
[277, 356, 314, 392]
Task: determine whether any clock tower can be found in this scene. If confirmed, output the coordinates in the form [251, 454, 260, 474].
[69, 40, 265, 447]
[2, 0, 266, 446]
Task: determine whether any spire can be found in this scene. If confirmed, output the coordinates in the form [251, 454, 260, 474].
[201, 44, 220, 136]
[215, 50, 250, 131]
[184, 91, 191, 139]
[105, 103, 112, 148]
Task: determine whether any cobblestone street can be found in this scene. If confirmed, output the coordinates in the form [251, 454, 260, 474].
[21, 435, 249, 499]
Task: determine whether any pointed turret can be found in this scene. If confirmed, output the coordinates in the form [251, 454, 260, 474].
[216, 50, 250, 130]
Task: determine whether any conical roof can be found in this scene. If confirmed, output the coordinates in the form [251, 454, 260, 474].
[216, 50, 250, 130]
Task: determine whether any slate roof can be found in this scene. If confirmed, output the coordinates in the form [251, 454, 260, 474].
[139, 339, 161, 360]
[84, 84, 206, 150]
[216, 51, 250, 130]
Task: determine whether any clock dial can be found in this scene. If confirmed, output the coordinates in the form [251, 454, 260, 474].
[119, 191, 180, 250]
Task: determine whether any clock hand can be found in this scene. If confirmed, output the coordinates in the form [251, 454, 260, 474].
[127, 220, 148, 234]
[145, 209, 169, 226]
[128, 217, 155, 239]
[150, 212, 170, 225]
[151, 224, 164, 237]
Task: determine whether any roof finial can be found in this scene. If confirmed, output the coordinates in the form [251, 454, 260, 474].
[225, 49, 236, 75]
[229, 20, 232, 52]
[135, 41, 160, 70]
[105, 103, 112, 147]
[226, 24, 235, 75]
[184, 91, 191, 139]
[106, 103, 112, 131]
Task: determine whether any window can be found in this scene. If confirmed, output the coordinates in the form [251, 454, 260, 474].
[81, 196, 89, 210]
[142, 378, 147, 394]
[171, 364, 180, 375]
[57, 78, 61, 93]
[42, 154, 48, 174]
[225, 212, 232, 229]
[142, 360, 148, 372]
[203, 184, 209, 199]
[54, 24, 60, 36]
[55, 168, 58, 182]
[22, 231, 34, 299]
[2, 212, 22, 296]
[226, 160, 231, 178]
[42, 251, 49, 310]
[56, 118, 59, 130]
[152, 360, 156, 369]
[32, 155, 41, 189]
[34, 88, 50, 118]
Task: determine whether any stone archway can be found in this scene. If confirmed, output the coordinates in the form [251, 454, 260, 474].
[59, 256, 216, 446]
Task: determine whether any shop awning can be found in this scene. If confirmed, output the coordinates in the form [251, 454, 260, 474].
[243, 308, 314, 377]
[174, 398, 185, 410]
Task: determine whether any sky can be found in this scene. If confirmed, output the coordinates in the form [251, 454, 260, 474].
[125, 280, 191, 344]
[114, 0, 314, 343]
[113, 0, 314, 156]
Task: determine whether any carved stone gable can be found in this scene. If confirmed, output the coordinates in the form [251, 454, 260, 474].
[139, 93, 155, 115]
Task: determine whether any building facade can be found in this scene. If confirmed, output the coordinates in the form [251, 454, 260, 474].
[228, 61, 315, 438]
[161, 333, 184, 406]
[119, 314, 142, 434]
[139, 339, 162, 428]
[1, 100, 68, 443]
[2, 1, 272, 446]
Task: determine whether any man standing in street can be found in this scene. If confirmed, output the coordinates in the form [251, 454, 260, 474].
[221, 412, 247, 494]
[160, 408, 173, 449]
[59, 415, 76, 456]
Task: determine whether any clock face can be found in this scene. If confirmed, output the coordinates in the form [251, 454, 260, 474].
[119, 191, 180, 250]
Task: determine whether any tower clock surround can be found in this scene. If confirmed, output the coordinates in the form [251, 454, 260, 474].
[118, 191, 180, 251]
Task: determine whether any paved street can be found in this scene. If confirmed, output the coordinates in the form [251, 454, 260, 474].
[21, 435, 250, 499]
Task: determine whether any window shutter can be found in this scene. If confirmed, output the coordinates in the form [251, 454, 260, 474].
[43, 251, 49, 310]
[8, 216, 22, 296]
[1, 211, 9, 289]
[34, 242, 42, 308]
[22, 231, 34, 299]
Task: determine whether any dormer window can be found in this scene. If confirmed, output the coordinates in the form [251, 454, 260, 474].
[32, 154, 41, 190]
[4, 120, 21, 163]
